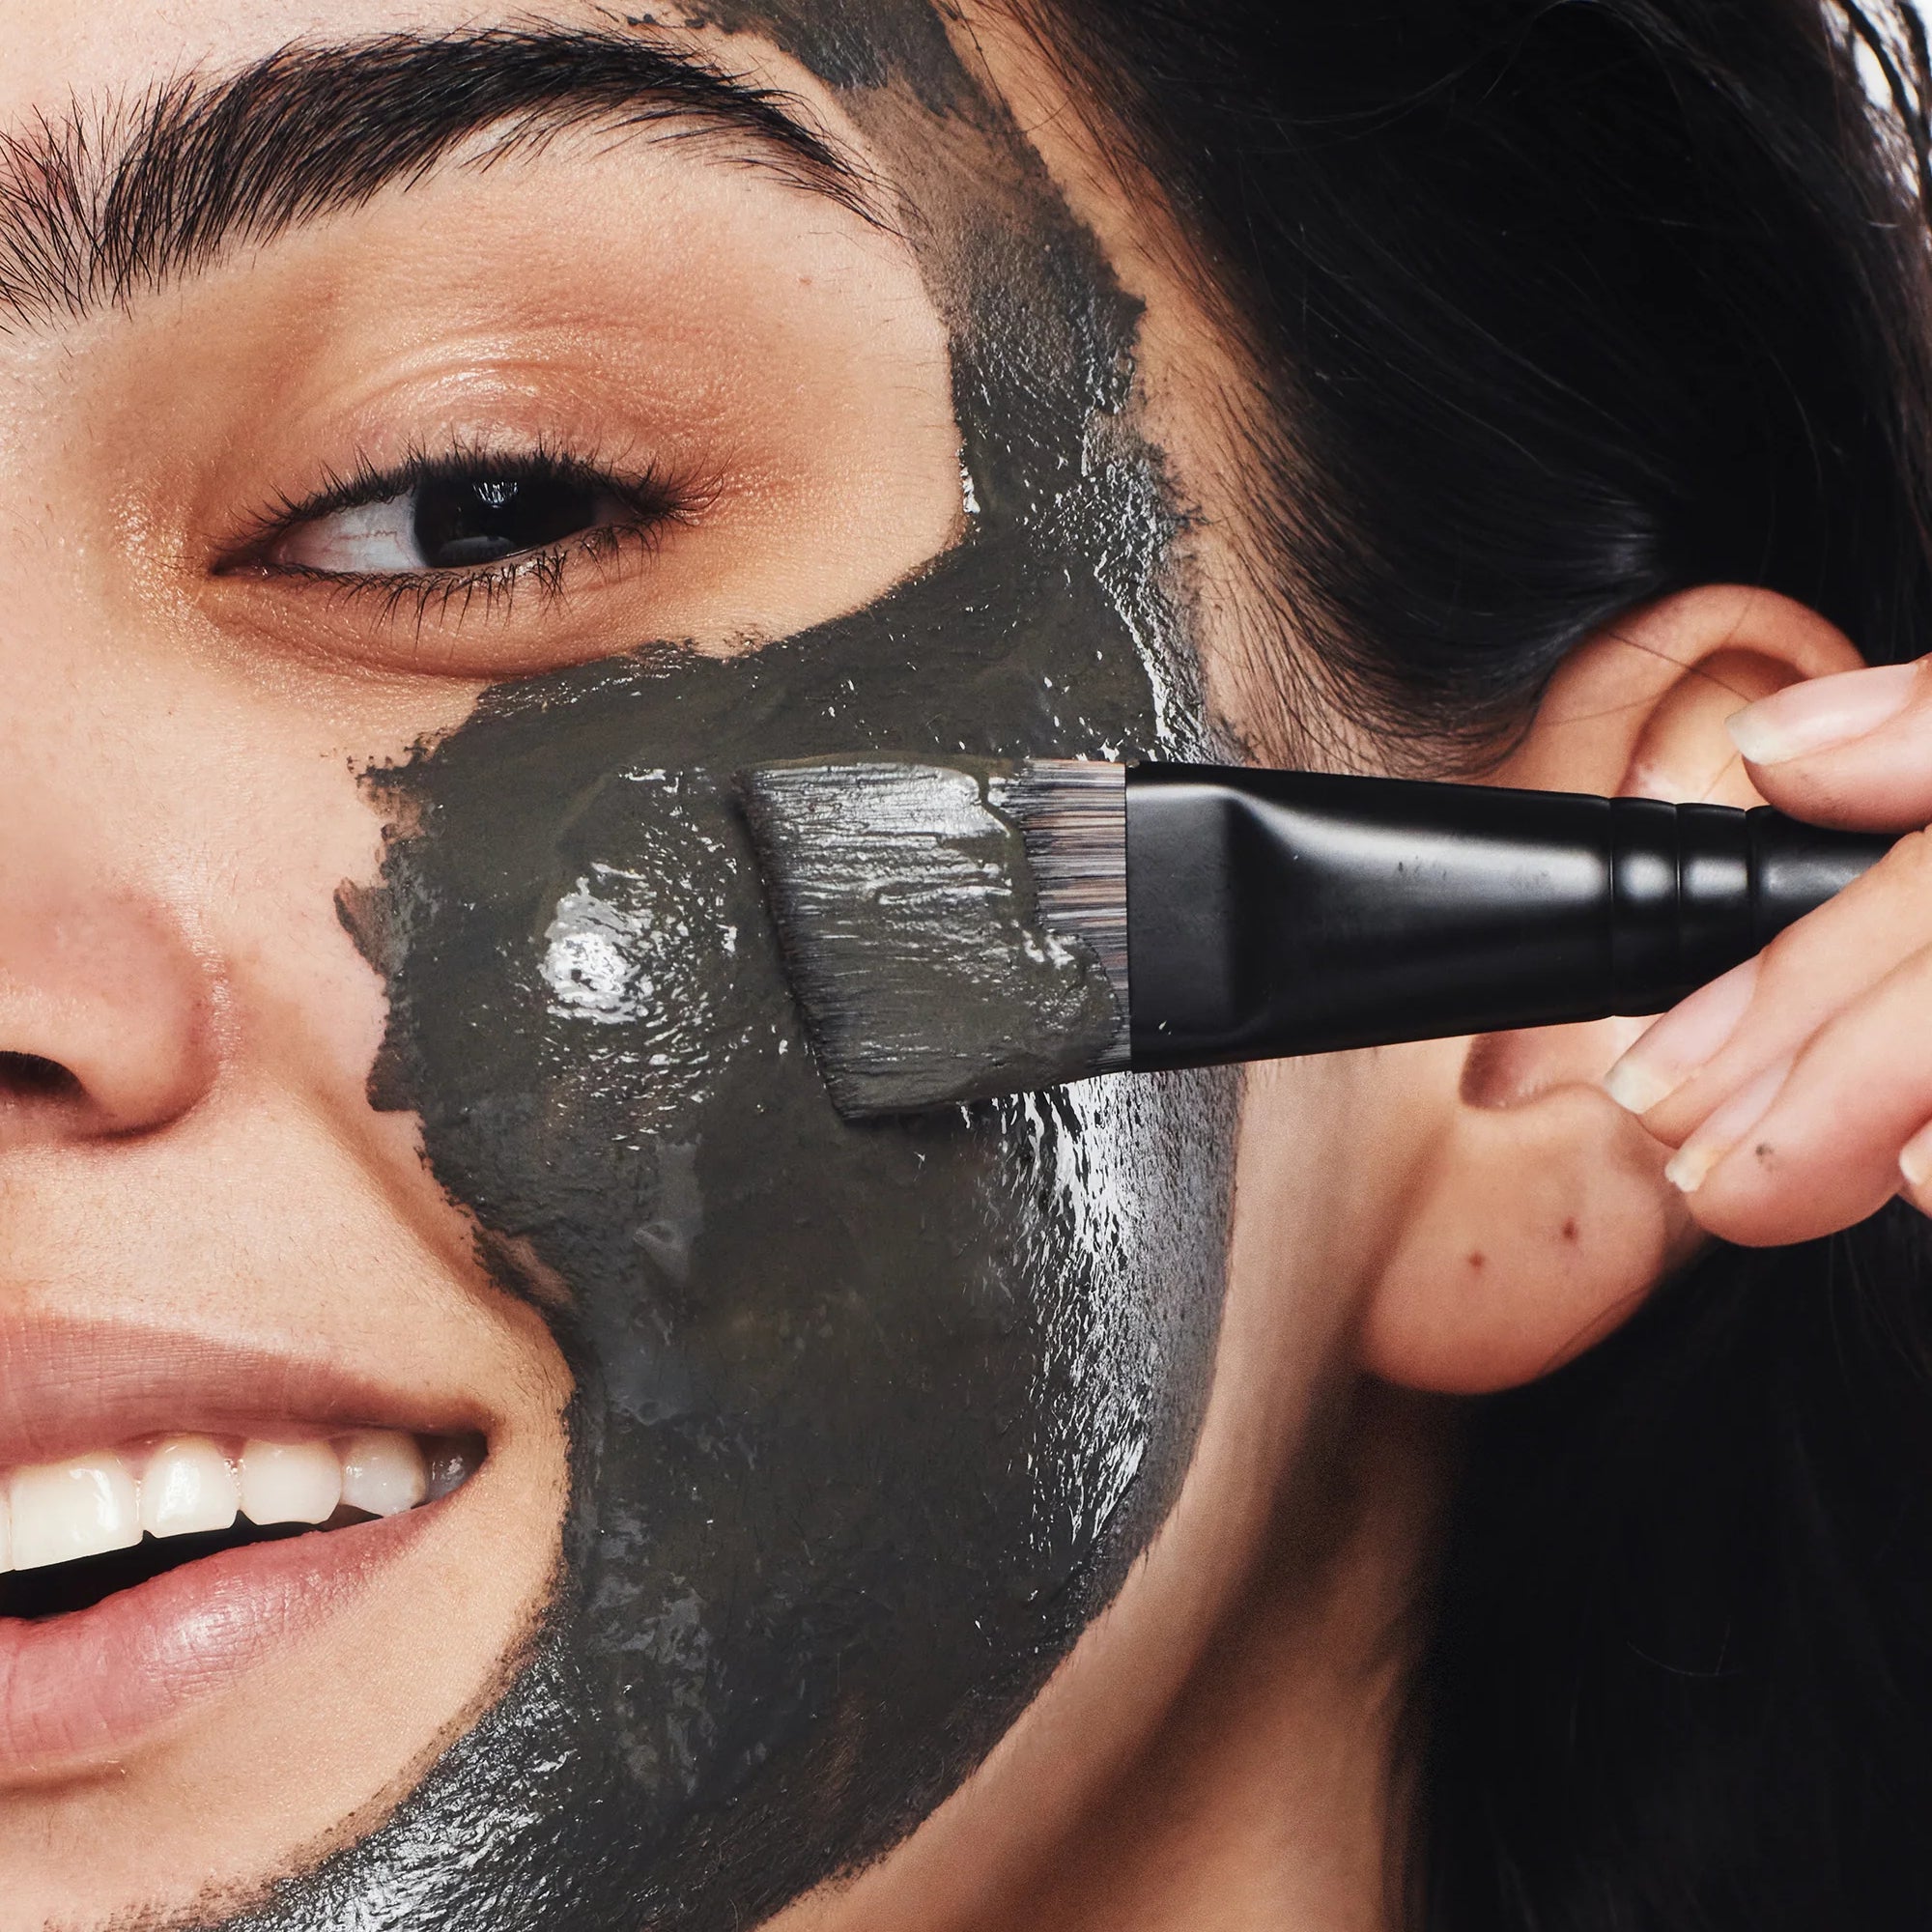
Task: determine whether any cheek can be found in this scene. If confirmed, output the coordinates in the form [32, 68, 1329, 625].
[328, 40, 1241, 1905]
[350, 605, 1236, 1891]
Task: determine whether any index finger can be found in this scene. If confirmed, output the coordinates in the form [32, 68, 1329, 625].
[1729, 659, 1932, 831]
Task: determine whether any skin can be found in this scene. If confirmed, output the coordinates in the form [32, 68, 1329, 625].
[1605, 652, 1932, 1243]
[0, 2, 1900, 1929]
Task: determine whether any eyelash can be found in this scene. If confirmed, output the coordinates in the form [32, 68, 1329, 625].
[220, 438, 696, 626]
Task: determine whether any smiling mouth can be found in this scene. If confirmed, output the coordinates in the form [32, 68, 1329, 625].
[0, 1321, 495, 1776]
[0, 1429, 482, 1622]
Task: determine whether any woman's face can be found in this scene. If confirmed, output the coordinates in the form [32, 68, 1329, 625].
[0, 4, 1412, 1927]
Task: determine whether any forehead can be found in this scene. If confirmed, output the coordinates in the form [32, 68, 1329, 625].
[0, 0, 1125, 382]
[0, 0, 1019, 153]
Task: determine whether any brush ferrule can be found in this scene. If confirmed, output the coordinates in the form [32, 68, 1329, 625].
[993, 760, 1130, 1071]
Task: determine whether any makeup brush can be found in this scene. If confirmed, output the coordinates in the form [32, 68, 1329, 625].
[736, 757, 1892, 1119]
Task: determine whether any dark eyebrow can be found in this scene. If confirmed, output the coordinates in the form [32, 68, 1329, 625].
[0, 26, 883, 328]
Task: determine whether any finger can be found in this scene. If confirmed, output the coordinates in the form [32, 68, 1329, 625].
[1605, 827, 1932, 1145]
[1663, 940, 1932, 1245]
[1728, 657, 1932, 830]
[1898, 1120, 1932, 1218]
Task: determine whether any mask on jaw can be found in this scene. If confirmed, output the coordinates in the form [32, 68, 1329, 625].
[224, 10, 1238, 1929]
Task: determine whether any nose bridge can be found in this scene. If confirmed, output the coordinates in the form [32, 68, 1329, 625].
[0, 355, 228, 1146]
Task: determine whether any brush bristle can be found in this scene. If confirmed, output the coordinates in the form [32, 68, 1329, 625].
[995, 759, 1130, 1000]
[738, 756, 1131, 1117]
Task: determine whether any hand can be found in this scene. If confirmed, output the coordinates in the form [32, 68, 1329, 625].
[1603, 657, 1932, 1246]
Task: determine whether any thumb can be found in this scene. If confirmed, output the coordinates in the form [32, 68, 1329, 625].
[1728, 658, 1932, 831]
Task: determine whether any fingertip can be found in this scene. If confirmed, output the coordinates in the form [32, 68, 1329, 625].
[1899, 1122, 1932, 1208]
[1662, 1141, 1719, 1195]
[1725, 704, 1793, 767]
[1724, 660, 1918, 767]
[1603, 1056, 1673, 1118]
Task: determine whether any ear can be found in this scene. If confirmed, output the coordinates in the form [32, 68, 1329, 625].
[1357, 586, 1864, 1395]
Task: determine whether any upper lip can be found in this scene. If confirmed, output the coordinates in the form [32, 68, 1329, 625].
[0, 1317, 476, 1470]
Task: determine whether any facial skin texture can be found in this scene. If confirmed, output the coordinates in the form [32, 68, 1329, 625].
[1, 6, 1241, 1928]
[4, 2, 1838, 1928]
[317, 21, 1238, 1918]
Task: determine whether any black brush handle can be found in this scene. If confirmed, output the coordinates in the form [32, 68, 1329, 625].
[1124, 765, 1893, 1070]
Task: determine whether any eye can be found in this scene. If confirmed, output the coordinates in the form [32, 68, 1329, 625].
[242, 446, 683, 583]
[284, 470, 610, 574]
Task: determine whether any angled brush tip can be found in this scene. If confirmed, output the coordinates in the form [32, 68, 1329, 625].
[737, 756, 1129, 1117]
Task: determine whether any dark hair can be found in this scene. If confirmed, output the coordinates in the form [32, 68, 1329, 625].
[1026, 1, 1932, 1925]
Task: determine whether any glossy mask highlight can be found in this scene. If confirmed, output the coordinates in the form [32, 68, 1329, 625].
[222, 10, 1238, 1929]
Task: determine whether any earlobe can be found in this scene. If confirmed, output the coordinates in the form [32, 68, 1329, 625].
[1356, 584, 1863, 1395]
[1358, 1075, 1693, 1393]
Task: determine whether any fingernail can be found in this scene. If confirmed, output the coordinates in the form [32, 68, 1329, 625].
[1901, 1122, 1932, 1193]
[1727, 661, 1918, 764]
[1662, 1056, 1794, 1195]
[1604, 957, 1760, 1116]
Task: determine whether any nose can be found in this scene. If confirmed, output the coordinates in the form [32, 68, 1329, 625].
[0, 839, 215, 1144]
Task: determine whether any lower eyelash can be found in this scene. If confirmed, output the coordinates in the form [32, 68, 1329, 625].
[268, 515, 676, 631]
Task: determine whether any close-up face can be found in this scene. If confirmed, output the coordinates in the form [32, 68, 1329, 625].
[14, 0, 1932, 1927]
[0, 5, 1405, 1927]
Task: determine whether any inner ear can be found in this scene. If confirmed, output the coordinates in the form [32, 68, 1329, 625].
[1621, 644, 1799, 805]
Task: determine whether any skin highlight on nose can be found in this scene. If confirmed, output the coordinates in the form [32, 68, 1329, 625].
[0, 883, 215, 1139]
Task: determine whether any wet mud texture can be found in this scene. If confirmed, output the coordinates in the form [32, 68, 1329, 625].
[224, 9, 1237, 1930]
[738, 758, 1129, 1117]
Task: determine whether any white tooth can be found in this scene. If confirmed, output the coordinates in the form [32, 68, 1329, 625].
[336, 1431, 427, 1518]
[239, 1440, 342, 1526]
[139, 1435, 240, 1539]
[10, 1453, 141, 1571]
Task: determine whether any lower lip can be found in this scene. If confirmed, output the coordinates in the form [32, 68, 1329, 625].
[0, 1506, 435, 1777]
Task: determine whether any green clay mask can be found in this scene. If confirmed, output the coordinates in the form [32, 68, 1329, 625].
[223, 9, 1237, 1928]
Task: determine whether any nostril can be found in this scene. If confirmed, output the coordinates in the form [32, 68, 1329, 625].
[0, 1052, 84, 1105]
[0, 880, 217, 1141]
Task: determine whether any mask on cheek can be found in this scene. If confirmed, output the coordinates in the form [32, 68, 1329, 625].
[230, 16, 1238, 1931]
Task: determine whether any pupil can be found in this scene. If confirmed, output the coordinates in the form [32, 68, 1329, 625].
[412, 471, 600, 568]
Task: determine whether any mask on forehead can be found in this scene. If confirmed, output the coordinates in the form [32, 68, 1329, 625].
[224, 10, 1237, 1928]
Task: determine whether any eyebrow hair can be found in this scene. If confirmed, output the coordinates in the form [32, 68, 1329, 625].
[0, 26, 883, 328]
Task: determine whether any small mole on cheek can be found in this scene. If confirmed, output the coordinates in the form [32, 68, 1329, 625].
[1466, 1251, 1485, 1269]
[1754, 1142, 1774, 1160]
[1561, 1218, 1578, 1243]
